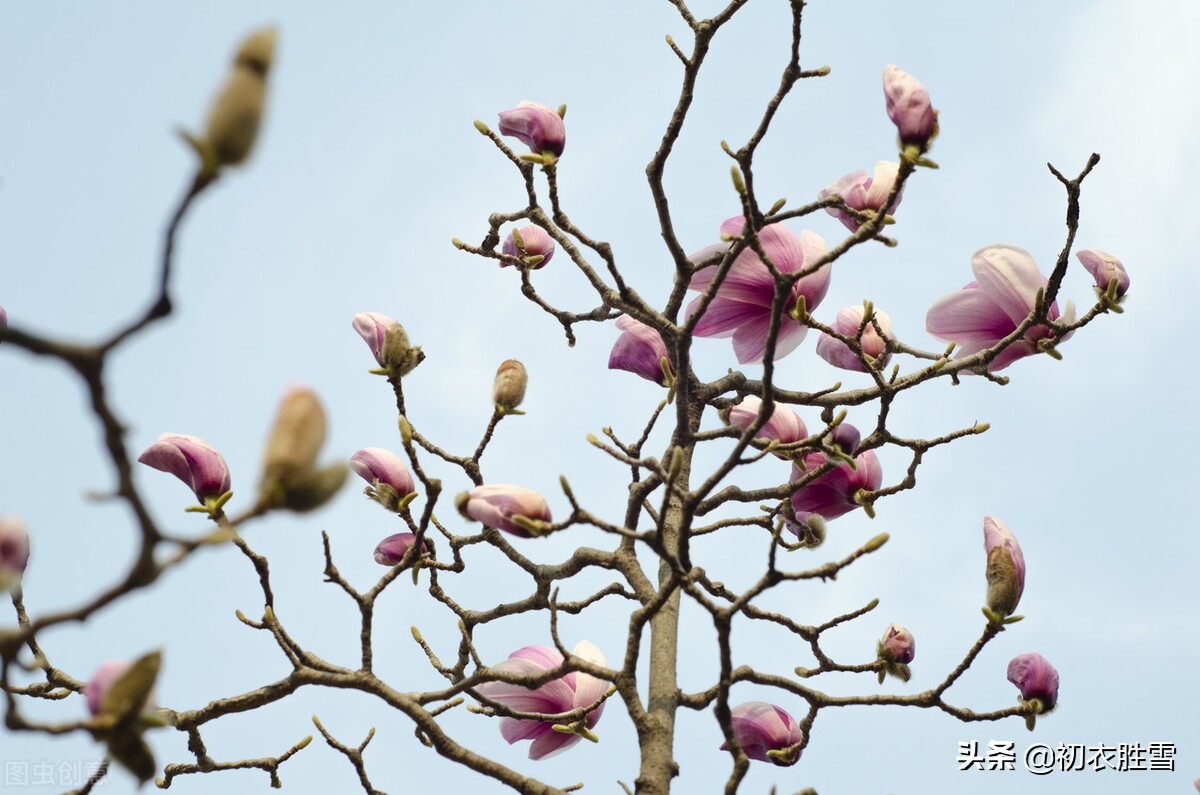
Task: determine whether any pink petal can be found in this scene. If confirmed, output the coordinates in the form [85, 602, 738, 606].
[971, 246, 1046, 326]
[689, 296, 761, 339]
[527, 729, 582, 760]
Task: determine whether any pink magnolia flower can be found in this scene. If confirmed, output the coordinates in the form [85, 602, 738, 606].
[816, 305, 895, 372]
[498, 102, 565, 157]
[478, 641, 607, 760]
[609, 315, 673, 386]
[1007, 652, 1059, 711]
[880, 624, 915, 664]
[925, 245, 1076, 372]
[686, 217, 831, 364]
[84, 660, 157, 717]
[883, 65, 936, 151]
[720, 702, 803, 767]
[1076, 248, 1129, 298]
[818, 161, 904, 231]
[138, 433, 231, 503]
[501, 226, 555, 269]
[984, 516, 1026, 617]
[790, 446, 882, 522]
[373, 532, 430, 566]
[352, 312, 396, 367]
[457, 484, 552, 538]
[825, 423, 861, 458]
[721, 396, 807, 448]
[350, 448, 415, 496]
[0, 516, 30, 593]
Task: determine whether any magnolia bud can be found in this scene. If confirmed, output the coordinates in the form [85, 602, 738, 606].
[493, 359, 528, 412]
[983, 516, 1026, 618]
[202, 27, 277, 170]
[719, 702, 804, 767]
[381, 322, 424, 377]
[1007, 652, 1059, 712]
[0, 515, 30, 593]
[259, 386, 346, 512]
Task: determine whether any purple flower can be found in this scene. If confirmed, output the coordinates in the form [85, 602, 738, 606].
[84, 660, 157, 717]
[1007, 652, 1059, 711]
[0, 516, 30, 593]
[790, 447, 882, 523]
[498, 102, 565, 158]
[138, 433, 231, 503]
[984, 516, 1025, 617]
[456, 485, 552, 538]
[816, 305, 895, 372]
[501, 226, 555, 269]
[478, 641, 608, 760]
[609, 315, 673, 386]
[883, 65, 936, 151]
[350, 447, 416, 511]
[721, 396, 808, 450]
[352, 312, 396, 367]
[373, 533, 430, 566]
[1076, 248, 1129, 298]
[819, 161, 904, 231]
[925, 245, 1076, 372]
[720, 702, 803, 766]
[686, 217, 831, 364]
[880, 624, 915, 664]
[824, 423, 861, 458]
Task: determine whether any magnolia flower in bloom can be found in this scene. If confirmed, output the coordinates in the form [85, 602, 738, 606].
[498, 101, 565, 158]
[984, 516, 1026, 617]
[686, 217, 831, 364]
[350, 447, 415, 511]
[137, 434, 231, 503]
[720, 702, 804, 766]
[721, 396, 807, 450]
[609, 315, 673, 386]
[352, 312, 396, 366]
[1076, 248, 1129, 298]
[883, 65, 936, 151]
[0, 516, 30, 593]
[1007, 652, 1059, 711]
[790, 446, 882, 523]
[815, 305, 895, 372]
[456, 485, 552, 538]
[373, 533, 429, 566]
[501, 226, 555, 269]
[925, 245, 1076, 372]
[478, 641, 608, 760]
[880, 624, 915, 665]
[818, 161, 904, 231]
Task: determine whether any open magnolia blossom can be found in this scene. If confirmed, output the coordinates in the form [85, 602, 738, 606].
[686, 216, 831, 364]
[925, 245, 1075, 372]
[137, 433, 231, 504]
[477, 641, 608, 760]
[721, 396, 808, 450]
[790, 444, 882, 523]
[720, 702, 804, 766]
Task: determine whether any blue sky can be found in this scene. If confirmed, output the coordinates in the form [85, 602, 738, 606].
[2, 1, 1197, 793]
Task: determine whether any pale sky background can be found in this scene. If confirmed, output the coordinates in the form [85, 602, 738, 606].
[2, 1, 1197, 794]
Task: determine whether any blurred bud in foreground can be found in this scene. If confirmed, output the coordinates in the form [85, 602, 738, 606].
[1076, 248, 1129, 300]
[819, 161, 904, 232]
[816, 305, 895, 372]
[0, 515, 30, 593]
[258, 386, 347, 512]
[493, 359, 528, 413]
[456, 484, 552, 537]
[498, 101, 566, 159]
[137, 433, 231, 506]
[501, 226, 555, 269]
[883, 65, 936, 154]
[983, 516, 1025, 619]
[350, 447, 416, 512]
[85, 652, 166, 784]
[720, 702, 804, 766]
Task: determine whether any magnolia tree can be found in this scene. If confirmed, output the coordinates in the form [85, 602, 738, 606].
[0, 4, 1133, 794]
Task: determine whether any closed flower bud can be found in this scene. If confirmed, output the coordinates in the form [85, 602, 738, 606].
[879, 624, 915, 665]
[0, 516, 30, 593]
[498, 101, 566, 158]
[501, 226, 556, 269]
[456, 484, 552, 538]
[259, 386, 347, 512]
[352, 312, 396, 366]
[1007, 652, 1059, 712]
[381, 322, 424, 377]
[983, 516, 1025, 617]
[350, 447, 416, 511]
[818, 162, 904, 232]
[720, 396, 808, 453]
[1076, 248, 1129, 298]
[883, 65, 936, 152]
[824, 422, 861, 459]
[373, 532, 430, 566]
[720, 702, 804, 767]
[816, 305, 895, 372]
[202, 27, 277, 170]
[137, 433, 231, 504]
[493, 359, 528, 412]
